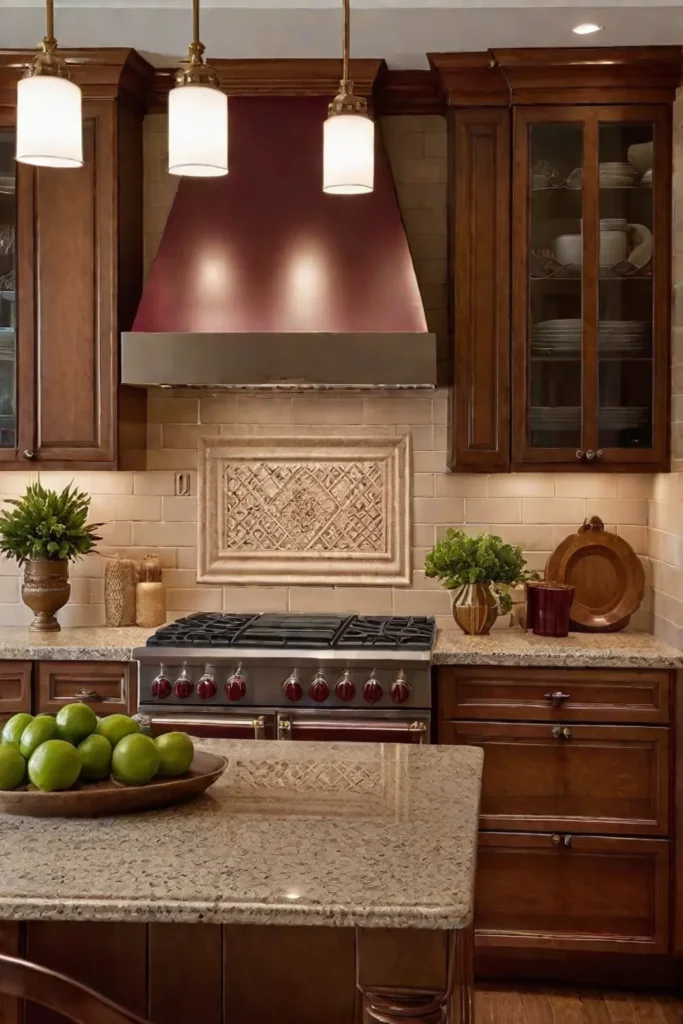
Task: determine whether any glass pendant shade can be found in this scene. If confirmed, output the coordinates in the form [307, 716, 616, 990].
[323, 112, 374, 195]
[16, 75, 83, 168]
[168, 84, 228, 177]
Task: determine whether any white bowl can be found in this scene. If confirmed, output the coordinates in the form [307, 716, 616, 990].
[627, 142, 654, 175]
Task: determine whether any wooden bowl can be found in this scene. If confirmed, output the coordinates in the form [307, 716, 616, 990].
[0, 751, 227, 818]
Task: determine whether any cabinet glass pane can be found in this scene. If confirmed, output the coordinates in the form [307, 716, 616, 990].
[597, 122, 654, 450]
[528, 124, 583, 450]
[0, 129, 16, 450]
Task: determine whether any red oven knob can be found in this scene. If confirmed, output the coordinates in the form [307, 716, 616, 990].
[390, 671, 411, 705]
[363, 672, 383, 705]
[151, 673, 171, 699]
[174, 669, 193, 699]
[309, 673, 329, 703]
[225, 671, 246, 702]
[335, 671, 356, 702]
[197, 673, 217, 700]
[283, 671, 303, 702]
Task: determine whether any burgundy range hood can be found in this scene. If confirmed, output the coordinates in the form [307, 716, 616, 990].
[121, 96, 436, 389]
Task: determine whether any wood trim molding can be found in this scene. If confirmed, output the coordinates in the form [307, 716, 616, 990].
[429, 52, 510, 106]
[375, 69, 444, 115]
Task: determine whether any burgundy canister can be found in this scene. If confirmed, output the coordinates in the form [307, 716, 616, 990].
[530, 582, 575, 638]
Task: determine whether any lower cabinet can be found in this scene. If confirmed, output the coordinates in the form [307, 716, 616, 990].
[0, 662, 31, 726]
[36, 662, 135, 716]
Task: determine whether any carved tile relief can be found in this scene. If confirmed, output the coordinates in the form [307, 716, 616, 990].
[198, 435, 411, 585]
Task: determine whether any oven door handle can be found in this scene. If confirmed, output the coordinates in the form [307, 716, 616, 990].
[144, 715, 267, 740]
[277, 715, 428, 744]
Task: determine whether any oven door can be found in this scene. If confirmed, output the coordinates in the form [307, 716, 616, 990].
[138, 710, 276, 740]
[276, 710, 430, 744]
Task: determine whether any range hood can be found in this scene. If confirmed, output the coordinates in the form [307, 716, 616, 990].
[121, 96, 436, 389]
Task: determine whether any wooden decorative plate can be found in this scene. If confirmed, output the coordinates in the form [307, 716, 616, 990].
[0, 751, 227, 818]
[545, 517, 645, 632]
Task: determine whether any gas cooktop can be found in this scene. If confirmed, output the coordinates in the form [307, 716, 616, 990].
[145, 613, 436, 652]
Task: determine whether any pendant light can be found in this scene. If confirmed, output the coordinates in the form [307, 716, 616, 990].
[323, 0, 374, 195]
[168, 0, 228, 177]
[16, 0, 83, 168]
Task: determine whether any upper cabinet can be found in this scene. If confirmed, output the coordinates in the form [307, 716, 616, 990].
[430, 48, 681, 473]
[0, 50, 151, 469]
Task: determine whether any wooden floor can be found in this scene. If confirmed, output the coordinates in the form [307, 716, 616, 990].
[476, 986, 683, 1023]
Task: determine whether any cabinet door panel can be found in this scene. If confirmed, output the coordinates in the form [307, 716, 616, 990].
[0, 661, 31, 723]
[442, 720, 670, 835]
[37, 661, 132, 715]
[476, 832, 669, 954]
[438, 666, 672, 724]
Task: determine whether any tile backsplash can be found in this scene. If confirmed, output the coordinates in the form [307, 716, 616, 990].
[0, 110, 664, 634]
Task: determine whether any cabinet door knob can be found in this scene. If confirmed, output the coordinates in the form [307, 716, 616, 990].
[544, 691, 571, 706]
[575, 450, 584, 460]
[23, 449, 35, 460]
[552, 725, 572, 740]
[552, 834, 572, 848]
[74, 688, 101, 702]
[596, 449, 604, 460]
[585, 449, 596, 461]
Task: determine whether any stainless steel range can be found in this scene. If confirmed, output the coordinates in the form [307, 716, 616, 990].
[135, 613, 435, 744]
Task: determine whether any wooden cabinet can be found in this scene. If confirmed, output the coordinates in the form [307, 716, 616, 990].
[437, 664, 676, 969]
[430, 47, 681, 473]
[0, 661, 31, 724]
[36, 661, 134, 716]
[0, 50, 150, 469]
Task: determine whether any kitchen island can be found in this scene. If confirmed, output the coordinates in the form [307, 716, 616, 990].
[0, 738, 483, 1024]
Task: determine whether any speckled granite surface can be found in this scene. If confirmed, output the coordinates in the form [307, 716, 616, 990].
[0, 626, 153, 661]
[434, 629, 683, 669]
[0, 739, 483, 930]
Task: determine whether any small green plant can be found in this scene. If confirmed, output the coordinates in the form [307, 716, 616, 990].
[424, 529, 538, 614]
[0, 483, 101, 565]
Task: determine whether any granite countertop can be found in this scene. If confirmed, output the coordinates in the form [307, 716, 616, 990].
[0, 626, 152, 661]
[0, 739, 483, 930]
[434, 629, 683, 669]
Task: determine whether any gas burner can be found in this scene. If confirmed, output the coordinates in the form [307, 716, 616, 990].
[336, 616, 437, 650]
[145, 612, 257, 648]
[232, 614, 352, 649]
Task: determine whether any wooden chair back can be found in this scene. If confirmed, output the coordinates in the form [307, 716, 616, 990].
[0, 954, 150, 1024]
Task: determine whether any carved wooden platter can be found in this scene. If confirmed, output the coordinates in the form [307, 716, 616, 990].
[545, 517, 645, 633]
[0, 751, 227, 818]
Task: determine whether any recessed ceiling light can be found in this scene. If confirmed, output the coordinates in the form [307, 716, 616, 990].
[573, 23, 604, 35]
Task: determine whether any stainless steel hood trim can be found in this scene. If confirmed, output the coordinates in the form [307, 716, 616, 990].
[121, 332, 437, 389]
[133, 647, 432, 663]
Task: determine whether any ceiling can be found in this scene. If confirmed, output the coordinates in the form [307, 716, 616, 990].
[1, 0, 682, 70]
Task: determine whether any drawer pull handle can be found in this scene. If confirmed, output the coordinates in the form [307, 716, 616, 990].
[544, 691, 570, 706]
[551, 834, 572, 849]
[552, 725, 572, 740]
[74, 688, 101, 703]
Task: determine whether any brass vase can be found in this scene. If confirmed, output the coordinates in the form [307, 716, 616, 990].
[452, 583, 498, 635]
[22, 559, 70, 632]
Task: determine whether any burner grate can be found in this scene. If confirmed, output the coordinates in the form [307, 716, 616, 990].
[232, 614, 352, 649]
[145, 612, 257, 648]
[336, 616, 436, 650]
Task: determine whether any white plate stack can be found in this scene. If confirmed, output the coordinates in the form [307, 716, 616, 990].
[531, 319, 582, 356]
[599, 162, 640, 188]
[529, 406, 581, 431]
[531, 319, 650, 358]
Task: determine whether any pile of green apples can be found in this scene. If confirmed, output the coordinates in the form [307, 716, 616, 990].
[0, 704, 194, 792]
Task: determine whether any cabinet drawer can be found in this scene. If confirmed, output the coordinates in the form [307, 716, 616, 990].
[0, 662, 31, 720]
[475, 832, 670, 954]
[37, 662, 133, 715]
[441, 720, 670, 835]
[438, 667, 671, 724]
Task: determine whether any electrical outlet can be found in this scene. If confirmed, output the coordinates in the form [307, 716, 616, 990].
[175, 472, 191, 496]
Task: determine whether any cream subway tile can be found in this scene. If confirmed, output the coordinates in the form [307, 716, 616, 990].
[37, 471, 90, 492]
[362, 398, 433, 425]
[412, 524, 436, 548]
[413, 474, 434, 497]
[408, 234, 446, 260]
[652, 590, 683, 629]
[162, 569, 198, 588]
[617, 524, 649, 555]
[0, 471, 37, 493]
[436, 524, 483, 541]
[0, 603, 32, 626]
[435, 474, 488, 498]
[585, 498, 647, 526]
[288, 588, 341, 614]
[162, 496, 198, 522]
[84, 473, 134, 495]
[147, 393, 199, 424]
[424, 131, 447, 159]
[434, 426, 448, 449]
[552, 523, 600, 548]
[395, 183, 426, 210]
[617, 474, 655, 499]
[653, 471, 683, 504]
[162, 424, 200, 449]
[555, 475, 618, 499]
[132, 522, 196, 547]
[434, 614, 454, 632]
[403, 208, 446, 237]
[628, 606, 653, 632]
[144, 207, 170, 235]
[91, 579, 105, 604]
[89, 496, 162, 523]
[0, 557, 20, 577]
[423, 116, 446, 136]
[488, 474, 554, 498]
[176, 547, 197, 569]
[413, 547, 431, 568]
[393, 425, 434, 450]
[166, 588, 223, 612]
[522, 551, 549, 573]
[414, 259, 447, 285]
[523, 498, 585, 525]
[653, 613, 683, 649]
[235, 397, 293, 424]
[292, 397, 364, 424]
[420, 284, 448, 311]
[67, 553, 103, 579]
[221, 423, 396, 439]
[133, 472, 179, 496]
[59, 604, 106, 628]
[333, 588, 394, 615]
[392, 588, 451, 616]
[413, 498, 464, 525]
[222, 586, 289, 613]
[648, 501, 677, 534]
[199, 397, 238, 424]
[465, 498, 522, 524]
[0, 576, 19, 602]
[394, 158, 445, 185]
[495, 525, 556, 551]
[68, 577, 100, 604]
[147, 423, 163, 449]
[97, 522, 132, 546]
[98, 547, 176, 569]
[147, 450, 197, 471]
[411, 570, 443, 591]
[414, 451, 447, 473]
[432, 398, 448, 425]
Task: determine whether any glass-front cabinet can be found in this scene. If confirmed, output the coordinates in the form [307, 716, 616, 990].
[512, 106, 670, 470]
[0, 116, 17, 455]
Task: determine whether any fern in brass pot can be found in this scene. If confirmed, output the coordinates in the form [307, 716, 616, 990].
[425, 530, 538, 635]
[0, 483, 101, 633]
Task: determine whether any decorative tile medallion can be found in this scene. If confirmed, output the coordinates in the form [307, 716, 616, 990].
[198, 435, 411, 585]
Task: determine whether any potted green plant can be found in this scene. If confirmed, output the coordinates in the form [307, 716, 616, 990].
[425, 529, 538, 635]
[0, 483, 101, 633]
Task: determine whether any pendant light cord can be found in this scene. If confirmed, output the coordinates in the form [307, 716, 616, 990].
[193, 0, 200, 49]
[342, 0, 350, 86]
[43, 0, 56, 50]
